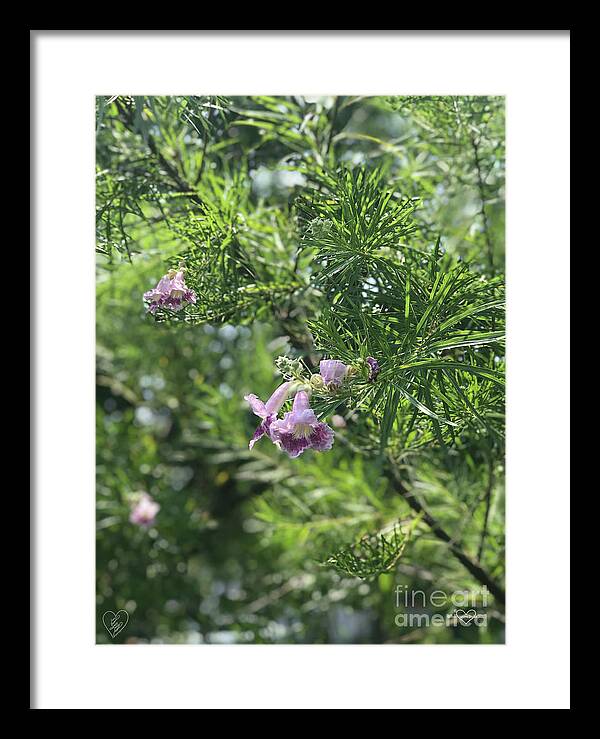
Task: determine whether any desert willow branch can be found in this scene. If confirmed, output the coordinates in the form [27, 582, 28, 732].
[115, 99, 194, 195]
[273, 285, 505, 601]
[389, 466, 506, 605]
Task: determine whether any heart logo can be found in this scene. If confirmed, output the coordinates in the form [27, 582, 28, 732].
[102, 610, 129, 638]
[455, 608, 477, 626]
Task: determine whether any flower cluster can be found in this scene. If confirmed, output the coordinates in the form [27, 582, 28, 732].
[129, 493, 160, 528]
[143, 268, 197, 314]
[244, 357, 380, 458]
[245, 382, 334, 458]
[246, 355, 380, 458]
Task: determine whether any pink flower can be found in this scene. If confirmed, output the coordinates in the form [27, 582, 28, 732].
[269, 391, 334, 458]
[129, 493, 160, 528]
[319, 359, 348, 387]
[244, 381, 294, 450]
[143, 269, 197, 314]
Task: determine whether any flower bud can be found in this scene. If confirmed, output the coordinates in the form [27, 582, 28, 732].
[310, 374, 325, 390]
[366, 356, 380, 382]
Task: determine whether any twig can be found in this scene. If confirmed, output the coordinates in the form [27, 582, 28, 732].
[478, 457, 495, 562]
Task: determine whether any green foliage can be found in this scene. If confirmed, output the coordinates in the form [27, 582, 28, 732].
[324, 522, 414, 580]
[96, 95, 505, 644]
[383, 95, 505, 271]
[296, 166, 504, 453]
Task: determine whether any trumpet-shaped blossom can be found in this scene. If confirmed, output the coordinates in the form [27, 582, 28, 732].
[319, 359, 348, 387]
[129, 493, 160, 528]
[143, 269, 197, 314]
[366, 356, 380, 382]
[244, 381, 294, 450]
[269, 391, 334, 458]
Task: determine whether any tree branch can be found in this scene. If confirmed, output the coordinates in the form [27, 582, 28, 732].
[390, 466, 505, 605]
[478, 457, 495, 562]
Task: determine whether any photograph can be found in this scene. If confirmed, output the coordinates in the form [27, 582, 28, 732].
[32, 30, 570, 709]
[96, 94, 506, 644]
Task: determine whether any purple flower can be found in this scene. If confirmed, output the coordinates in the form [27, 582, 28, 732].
[269, 391, 334, 458]
[244, 381, 294, 450]
[129, 493, 160, 528]
[319, 359, 348, 387]
[143, 269, 197, 314]
[366, 356, 380, 382]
